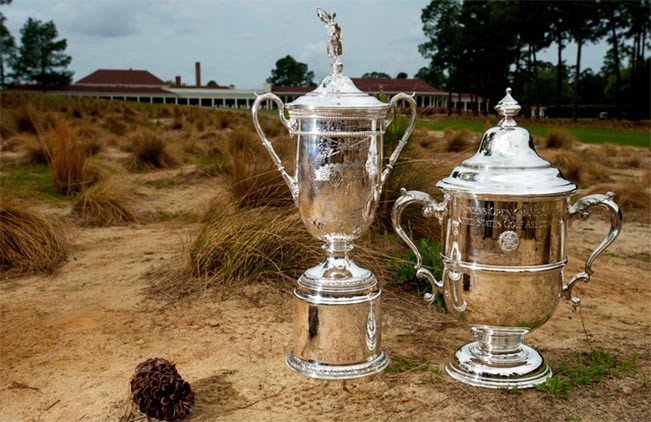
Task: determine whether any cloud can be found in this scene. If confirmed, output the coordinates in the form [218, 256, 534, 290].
[55, 1, 140, 38]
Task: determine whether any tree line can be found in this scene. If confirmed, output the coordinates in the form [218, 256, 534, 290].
[1, 0, 73, 88]
[416, 0, 650, 120]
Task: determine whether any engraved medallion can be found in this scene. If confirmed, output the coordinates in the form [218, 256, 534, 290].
[498, 230, 520, 251]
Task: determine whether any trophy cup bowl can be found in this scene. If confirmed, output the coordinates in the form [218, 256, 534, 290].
[391, 89, 623, 388]
[251, 8, 416, 379]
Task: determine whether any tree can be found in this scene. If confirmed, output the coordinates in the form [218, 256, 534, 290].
[0, 0, 15, 87]
[418, 0, 462, 114]
[625, 0, 650, 120]
[509, 1, 554, 115]
[361, 71, 390, 78]
[266, 55, 315, 87]
[207, 80, 218, 87]
[565, 2, 604, 121]
[12, 17, 73, 86]
[396, 72, 408, 79]
[599, 1, 629, 118]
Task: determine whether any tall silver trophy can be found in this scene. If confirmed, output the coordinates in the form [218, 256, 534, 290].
[252, 8, 416, 379]
[392, 89, 622, 388]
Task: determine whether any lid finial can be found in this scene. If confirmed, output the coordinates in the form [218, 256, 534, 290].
[494, 87, 521, 128]
[317, 7, 343, 75]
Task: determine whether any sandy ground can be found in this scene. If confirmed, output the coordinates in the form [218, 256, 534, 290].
[1, 165, 650, 422]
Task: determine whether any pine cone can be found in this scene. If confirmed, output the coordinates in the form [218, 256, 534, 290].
[130, 358, 195, 421]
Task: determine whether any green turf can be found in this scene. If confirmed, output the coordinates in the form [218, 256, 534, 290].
[417, 119, 651, 147]
[0, 162, 66, 203]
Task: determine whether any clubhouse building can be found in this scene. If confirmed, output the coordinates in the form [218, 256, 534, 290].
[53, 62, 489, 113]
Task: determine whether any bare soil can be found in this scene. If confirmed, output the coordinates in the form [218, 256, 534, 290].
[1, 154, 650, 422]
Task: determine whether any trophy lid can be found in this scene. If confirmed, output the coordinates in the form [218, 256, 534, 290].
[436, 88, 577, 197]
[286, 8, 387, 113]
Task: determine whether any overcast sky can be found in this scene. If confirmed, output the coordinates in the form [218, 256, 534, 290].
[3, 0, 609, 89]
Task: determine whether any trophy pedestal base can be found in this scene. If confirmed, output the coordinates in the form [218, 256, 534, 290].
[288, 251, 388, 380]
[286, 350, 389, 380]
[445, 325, 552, 389]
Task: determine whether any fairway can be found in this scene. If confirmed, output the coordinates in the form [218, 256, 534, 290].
[418, 119, 651, 147]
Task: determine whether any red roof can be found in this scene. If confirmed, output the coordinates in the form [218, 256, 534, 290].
[272, 78, 444, 95]
[75, 69, 165, 86]
[63, 85, 173, 94]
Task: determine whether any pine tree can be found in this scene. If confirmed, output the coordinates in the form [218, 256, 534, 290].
[12, 17, 73, 87]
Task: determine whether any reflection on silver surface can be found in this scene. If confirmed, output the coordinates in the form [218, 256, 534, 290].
[392, 88, 623, 389]
[252, 7, 416, 379]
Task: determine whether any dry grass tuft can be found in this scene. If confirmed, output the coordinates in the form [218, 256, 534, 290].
[14, 103, 42, 134]
[540, 149, 610, 185]
[1, 135, 29, 153]
[545, 130, 575, 149]
[189, 208, 321, 284]
[445, 129, 478, 152]
[105, 115, 128, 136]
[0, 197, 69, 273]
[128, 129, 180, 170]
[39, 120, 88, 196]
[586, 183, 651, 215]
[376, 142, 459, 242]
[208, 127, 293, 209]
[72, 178, 137, 226]
[642, 170, 651, 185]
[83, 156, 126, 186]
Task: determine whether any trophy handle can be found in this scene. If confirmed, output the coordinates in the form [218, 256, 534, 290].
[391, 188, 449, 304]
[251, 93, 299, 202]
[379, 93, 417, 192]
[563, 192, 622, 308]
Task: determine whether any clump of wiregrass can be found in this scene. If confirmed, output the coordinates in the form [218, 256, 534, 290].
[72, 178, 137, 226]
[189, 206, 388, 289]
[444, 129, 479, 152]
[1, 135, 29, 153]
[642, 170, 651, 186]
[105, 115, 128, 136]
[0, 197, 69, 274]
[82, 156, 126, 187]
[545, 129, 575, 149]
[540, 149, 610, 185]
[189, 208, 320, 285]
[128, 129, 180, 170]
[585, 182, 650, 220]
[14, 103, 42, 134]
[39, 120, 89, 196]
[584, 144, 649, 170]
[214, 127, 293, 209]
[376, 140, 456, 241]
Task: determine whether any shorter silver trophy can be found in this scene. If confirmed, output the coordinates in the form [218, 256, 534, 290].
[392, 89, 622, 388]
[252, 8, 416, 379]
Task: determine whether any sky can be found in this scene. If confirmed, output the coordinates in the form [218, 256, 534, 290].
[3, 0, 610, 89]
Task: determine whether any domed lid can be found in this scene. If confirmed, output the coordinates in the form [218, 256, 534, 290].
[286, 8, 387, 113]
[436, 88, 577, 196]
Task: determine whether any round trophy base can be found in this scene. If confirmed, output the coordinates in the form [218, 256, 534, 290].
[445, 326, 552, 389]
[286, 351, 390, 380]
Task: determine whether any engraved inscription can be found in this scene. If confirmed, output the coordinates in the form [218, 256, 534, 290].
[312, 161, 365, 185]
[458, 204, 553, 230]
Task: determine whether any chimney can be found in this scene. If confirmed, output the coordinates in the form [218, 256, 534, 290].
[175, 75, 181, 87]
[195, 62, 201, 87]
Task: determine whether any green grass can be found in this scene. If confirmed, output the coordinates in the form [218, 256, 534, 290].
[385, 355, 443, 384]
[535, 350, 637, 399]
[535, 375, 572, 399]
[0, 163, 66, 203]
[417, 119, 650, 147]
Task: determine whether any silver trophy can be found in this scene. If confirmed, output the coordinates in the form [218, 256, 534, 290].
[251, 8, 416, 379]
[392, 89, 622, 388]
